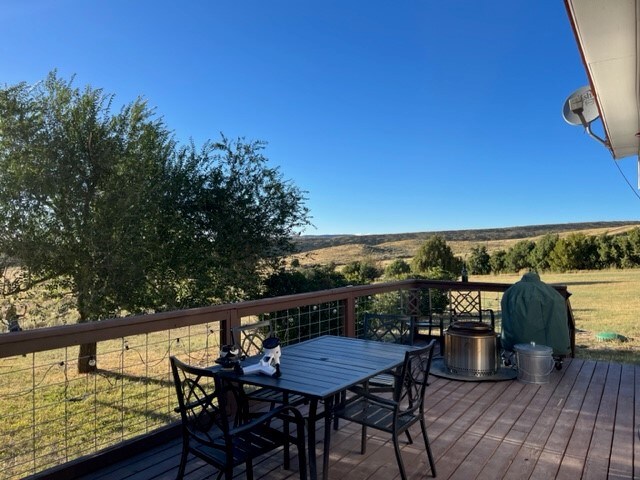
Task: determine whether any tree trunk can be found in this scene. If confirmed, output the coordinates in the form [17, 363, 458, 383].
[78, 342, 97, 373]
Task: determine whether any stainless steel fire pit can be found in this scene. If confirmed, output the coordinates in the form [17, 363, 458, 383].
[444, 321, 498, 377]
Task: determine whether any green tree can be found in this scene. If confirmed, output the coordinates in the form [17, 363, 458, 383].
[596, 233, 622, 268]
[0, 72, 309, 371]
[467, 245, 491, 275]
[342, 259, 381, 284]
[548, 233, 598, 271]
[490, 249, 507, 274]
[384, 259, 411, 279]
[505, 240, 535, 272]
[617, 228, 640, 268]
[262, 264, 348, 297]
[529, 234, 558, 271]
[411, 235, 462, 276]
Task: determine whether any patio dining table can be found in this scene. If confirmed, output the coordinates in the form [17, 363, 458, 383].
[219, 335, 417, 480]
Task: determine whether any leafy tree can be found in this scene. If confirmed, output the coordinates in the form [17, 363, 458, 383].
[567, 233, 598, 270]
[548, 233, 598, 271]
[467, 245, 491, 275]
[548, 239, 570, 272]
[384, 259, 411, 279]
[262, 264, 348, 297]
[596, 233, 622, 268]
[415, 266, 457, 313]
[529, 234, 558, 271]
[490, 249, 507, 274]
[505, 240, 535, 272]
[0, 72, 309, 371]
[617, 228, 640, 268]
[342, 259, 381, 284]
[262, 264, 348, 342]
[411, 235, 462, 276]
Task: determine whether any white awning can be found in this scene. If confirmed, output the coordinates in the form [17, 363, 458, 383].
[565, 0, 640, 160]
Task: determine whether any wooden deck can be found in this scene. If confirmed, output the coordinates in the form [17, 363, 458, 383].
[75, 358, 638, 479]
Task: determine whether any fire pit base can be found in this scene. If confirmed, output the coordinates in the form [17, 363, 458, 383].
[430, 357, 517, 382]
[444, 321, 499, 378]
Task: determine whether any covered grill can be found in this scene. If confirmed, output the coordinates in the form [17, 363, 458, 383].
[444, 321, 499, 378]
[500, 272, 570, 357]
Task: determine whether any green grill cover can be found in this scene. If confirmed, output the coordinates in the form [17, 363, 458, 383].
[500, 272, 570, 355]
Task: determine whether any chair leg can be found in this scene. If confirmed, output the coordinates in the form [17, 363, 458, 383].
[420, 418, 437, 477]
[392, 433, 407, 480]
[246, 459, 254, 480]
[405, 430, 413, 445]
[333, 392, 344, 430]
[284, 417, 291, 470]
[224, 466, 234, 480]
[295, 419, 308, 480]
[176, 442, 188, 479]
[283, 394, 290, 470]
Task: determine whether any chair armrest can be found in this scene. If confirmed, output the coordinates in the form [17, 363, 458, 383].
[346, 386, 398, 409]
[229, 404, 305, 437]
[481, 308, 495, 329]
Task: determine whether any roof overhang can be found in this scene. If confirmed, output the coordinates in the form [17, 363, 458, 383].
[565, 0, 640, 160]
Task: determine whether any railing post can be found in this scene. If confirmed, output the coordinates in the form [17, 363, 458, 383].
[344, 296, 356, 338]
[225, 309, 241, 345]
[408, 288, 421, 317]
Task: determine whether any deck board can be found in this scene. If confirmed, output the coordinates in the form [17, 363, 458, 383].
[73, 358, 639, 480]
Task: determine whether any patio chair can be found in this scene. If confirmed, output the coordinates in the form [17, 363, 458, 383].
[170, 356, 307, 480]
[231, 321, 306, 407]
[360, 313, 414, 392]
[362, 313, 414, 345]
[449, 289, 495, 330]
[334, 340, 437, 479]
[414, 289, 495, 355]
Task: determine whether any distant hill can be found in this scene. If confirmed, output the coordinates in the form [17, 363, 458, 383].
[291, 221, 640, 267]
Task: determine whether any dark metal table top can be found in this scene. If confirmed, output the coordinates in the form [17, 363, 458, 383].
[219, 335, 417, 399]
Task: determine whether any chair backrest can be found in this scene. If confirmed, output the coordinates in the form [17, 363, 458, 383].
[449, 290, 495, 329]
[363, 313, 413, 345]
[395, 340, 436, 414]
[231, 320, 272, 357]
[449, 290, 482, 317]
[170, 356, 232, 446]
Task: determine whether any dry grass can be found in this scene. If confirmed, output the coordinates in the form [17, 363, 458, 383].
[294, 229, 640, 365]
[476, 270, 640, 365]
[291, 224, 640, 268]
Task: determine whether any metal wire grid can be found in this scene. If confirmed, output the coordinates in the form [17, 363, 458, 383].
[263, 300, 344, 346]
[0, 322, 223, 480]
[0, 286, 507, 479]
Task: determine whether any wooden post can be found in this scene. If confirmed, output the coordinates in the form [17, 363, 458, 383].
[224, 309, 241, 346]
[344, 296, 356, 338]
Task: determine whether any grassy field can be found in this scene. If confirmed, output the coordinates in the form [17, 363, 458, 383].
[291, 223, 640, 268]
[478, 269, 640, 365]
[290, 223, 640, 365]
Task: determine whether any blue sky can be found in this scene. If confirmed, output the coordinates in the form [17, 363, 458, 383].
[2, 1, 638, 235]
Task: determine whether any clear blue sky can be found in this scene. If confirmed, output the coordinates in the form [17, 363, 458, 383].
[2, 1, 638, 235]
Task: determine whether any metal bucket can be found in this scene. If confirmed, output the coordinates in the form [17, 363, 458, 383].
[514, 343, 554, 384]
[444, 321, 498, 378]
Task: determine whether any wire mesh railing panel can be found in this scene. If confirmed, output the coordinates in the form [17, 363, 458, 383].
[266, 300, 344, 346]
[0, 280, 547, 478]
[0, 322, 223, 479]
[353, 290, 413, 338]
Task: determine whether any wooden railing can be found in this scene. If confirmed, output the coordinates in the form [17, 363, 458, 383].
[0, 279, 573, 479]
[0, 279, 573, 358]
